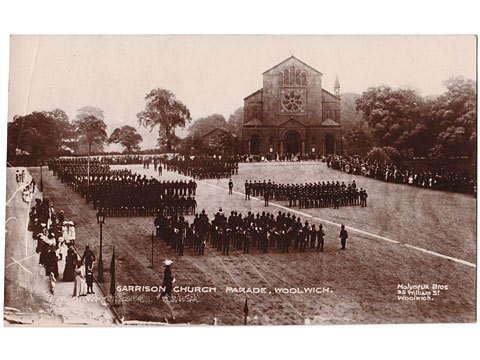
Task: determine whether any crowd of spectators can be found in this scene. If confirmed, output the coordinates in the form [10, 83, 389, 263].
[326, 155, 476, 195]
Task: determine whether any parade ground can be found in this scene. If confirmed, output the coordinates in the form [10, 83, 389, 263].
[21, 161, 476, 325]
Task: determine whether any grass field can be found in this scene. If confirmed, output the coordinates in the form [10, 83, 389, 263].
[27, 161, 476, 325]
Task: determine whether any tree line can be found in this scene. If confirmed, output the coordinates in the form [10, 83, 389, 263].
[8, 106, 144, 164]
[344, 76, 476, 161]
[8, 77, 476, 164]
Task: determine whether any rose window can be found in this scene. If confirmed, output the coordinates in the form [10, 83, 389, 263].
[281, 89, 305, 113]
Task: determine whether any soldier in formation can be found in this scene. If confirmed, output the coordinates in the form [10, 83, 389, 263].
[244, 179, 368, 209]
[48, 159, 197, 217]
[162, 155, 239, 179]
[155, 209, 345, 256]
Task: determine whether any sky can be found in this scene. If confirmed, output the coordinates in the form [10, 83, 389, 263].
[7, 35, 477, 150]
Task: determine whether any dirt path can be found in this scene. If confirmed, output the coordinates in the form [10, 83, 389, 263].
[4, 167, 115, 326]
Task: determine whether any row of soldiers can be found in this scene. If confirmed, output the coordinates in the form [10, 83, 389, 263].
[163, 155, 239, 179]
[154, 208, 346, 256]
[49, 158, 197, 217]
[244, 179, 368, 208]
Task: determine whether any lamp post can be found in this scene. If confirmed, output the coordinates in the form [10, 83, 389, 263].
[40, 160, 43, 192]
[96, 209, 105, 282]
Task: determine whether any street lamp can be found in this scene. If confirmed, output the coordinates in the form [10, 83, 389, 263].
[96, 209, 105, 282]
[40, 160, 44, 192]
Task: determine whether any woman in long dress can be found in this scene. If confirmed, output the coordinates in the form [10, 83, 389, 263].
[63, 246, 77, 282]
[73, 264, 87, 296]
[63, 222, 76, 246]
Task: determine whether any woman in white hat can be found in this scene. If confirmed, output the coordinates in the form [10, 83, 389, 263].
[63, 221, 76, 246]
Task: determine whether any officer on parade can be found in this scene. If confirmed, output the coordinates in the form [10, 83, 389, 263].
[339, 224, 348, 250]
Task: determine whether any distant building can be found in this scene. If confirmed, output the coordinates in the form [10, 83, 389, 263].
[242, 56, 342, 155]
[201, 128, 238, 155]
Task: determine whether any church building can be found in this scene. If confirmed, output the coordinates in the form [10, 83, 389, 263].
[242, 56, 342, 155]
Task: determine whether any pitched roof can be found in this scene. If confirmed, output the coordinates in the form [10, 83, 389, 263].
[262, 56, 323, 75]
[202, 127, 227, 138]
[322, 88, 341, 100]
[279, 117, 307, 128]
[243, 88, 263, 101]
[243, 118, 263, 126]
[321, 118, 341, 126]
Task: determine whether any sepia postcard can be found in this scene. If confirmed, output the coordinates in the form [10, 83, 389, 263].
[3, 35, 477, 326]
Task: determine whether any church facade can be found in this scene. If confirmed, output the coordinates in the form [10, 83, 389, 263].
[242, 56, 342, 155]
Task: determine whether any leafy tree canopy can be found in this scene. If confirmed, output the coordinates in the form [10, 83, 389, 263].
[73, 106, 108, 154]
[137, 88, 191, 151]
[226, 107, 244, 138]
[8, 109, 73, 162]
[187, 113, 226, 139]
[108, 125, 143, 153]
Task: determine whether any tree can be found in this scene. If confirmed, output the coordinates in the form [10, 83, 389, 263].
[340, 93, 366, 133]
[210, 130, 235, 154]
[137, 88, 191, 152]
[356, 86, 427, 156]
[226, 107, 244, 137]
[343, 128, 371, 147]
[44, 108, 76, 152]
[367, 146, 403, 165]
[73, 106, 108, 155]
[428, 77, 476, 159]
[7, 109, 74, 164]
[108, 125, 143, 153]
[187, 113, 226, 139]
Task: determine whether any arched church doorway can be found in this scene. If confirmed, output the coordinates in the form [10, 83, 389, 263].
[325, 133, 335, 154]
[250, 133, 262, 155]
[285, 130, 300, 154]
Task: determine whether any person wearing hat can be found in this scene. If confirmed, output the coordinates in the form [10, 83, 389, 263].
[58, 210, 65, 225]
[81, 245, 96, 273]
[316, 224, 325, 252]
[63, 221, 76, 246]
[339, 224, 348, 250]
[228, 179, 233, 195]
[73, 262, 87, 297]
[63, 246, 78, 282]
[45, 244, 59, 278]
[161, 260, 175, 299]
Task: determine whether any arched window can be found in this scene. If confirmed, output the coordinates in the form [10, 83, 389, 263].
[278, 72, 283, 86]
[296, 70, 301, 85]
[290, 66, 295, 84]
[284, 69, 290, 85]
[301, 72, 307, 86]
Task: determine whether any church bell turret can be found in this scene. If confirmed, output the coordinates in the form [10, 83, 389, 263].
[334, 74, 340, 95]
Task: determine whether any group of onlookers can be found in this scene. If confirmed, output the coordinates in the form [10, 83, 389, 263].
[326, 155, 476, 195]
[29, 197, 95, 296]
